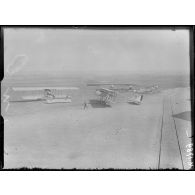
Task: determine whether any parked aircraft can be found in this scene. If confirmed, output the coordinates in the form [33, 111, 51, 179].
[128, 94, 144, 105]
[9, 87, 79, 104]
[95, 87, 117, 105]
[87, 83, 159, 94]
[87, 83, 158, 105]
[128, 85, 159, 94]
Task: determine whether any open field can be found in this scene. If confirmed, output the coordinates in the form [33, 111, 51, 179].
[2, 83, 192, 169]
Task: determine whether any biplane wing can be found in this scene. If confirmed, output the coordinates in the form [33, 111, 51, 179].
[12, 87, 79, 91]
[87, 83, 136, 86]
[10, 87, 79, 103]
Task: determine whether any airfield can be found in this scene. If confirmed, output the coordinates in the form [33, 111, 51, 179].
[3, 84, 192, 169]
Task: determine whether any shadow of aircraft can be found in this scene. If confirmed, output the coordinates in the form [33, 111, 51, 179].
[172, 111, 191, 121]
[89, 99, 111, 108]
[127, 102, 141, 105]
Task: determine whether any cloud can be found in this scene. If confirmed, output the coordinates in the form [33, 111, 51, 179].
[6, 55, 28, 75]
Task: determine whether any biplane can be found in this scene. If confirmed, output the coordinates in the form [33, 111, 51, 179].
[87, 83, 158, 105]
[87, 83, 135, 93]
[128, 85, 159, 94]
[95, 88, 117, 105]
[128, 94, 144, 105]
[87, 83, 159, 94]
[9, 87, 79, 104]
[87, 83, 132, 105]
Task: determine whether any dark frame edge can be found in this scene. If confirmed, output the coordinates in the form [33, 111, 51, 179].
[189, 26, 194, 170]
[0, 25, 194, 171]
[0, 26, 4, 169]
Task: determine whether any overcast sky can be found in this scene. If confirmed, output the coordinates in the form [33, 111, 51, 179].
[4, 28, 190, 76]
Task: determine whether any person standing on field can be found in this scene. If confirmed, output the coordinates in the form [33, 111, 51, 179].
[83, 101, 88, 109]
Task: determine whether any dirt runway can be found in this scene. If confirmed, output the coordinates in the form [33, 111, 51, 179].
[4, 88, 191, 169]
